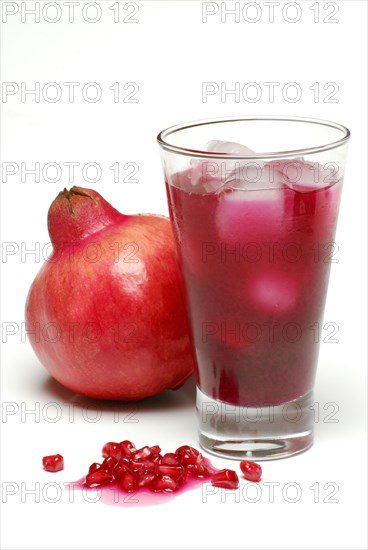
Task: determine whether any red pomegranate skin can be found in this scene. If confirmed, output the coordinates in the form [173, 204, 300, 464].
[25, 187, 195, 400]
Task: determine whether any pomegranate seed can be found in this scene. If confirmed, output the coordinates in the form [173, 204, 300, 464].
[130, 459, 155, 472]
[152, 454, 162, 464]
[156, 464, 185, 480]
[102, 442, 121, 460]
[161, 453, 180, 466]
[150, 475, 178, 492]
[211, 469, 239, 490]
[137, 472, 156, 487]
[119, 440, 135, 458]
[133, 446, 152, 460]
[114, 460, 130, 481]
[187, 463, 211, 478]
[119, 471, 138, 493]
[42, 454, 64, 472]
[102, 456, 119, 470]
[186, 454, 212, 478]
[88, 462, 102, 474]
[240, 460, 262, 482]
[149, 445, 161, 455]
[86, 467, 114, 487]
[176, 445, 200, 466]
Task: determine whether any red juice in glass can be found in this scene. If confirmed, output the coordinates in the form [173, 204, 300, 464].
[158, 118, 349, 459]
[167, 164, 342, 406]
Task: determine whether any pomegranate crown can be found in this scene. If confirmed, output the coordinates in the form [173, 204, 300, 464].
[47, 185, 123, 249]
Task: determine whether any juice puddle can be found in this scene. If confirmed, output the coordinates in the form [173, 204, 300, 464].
[66, 477, 206, 507]
[66, 459, 217, 507]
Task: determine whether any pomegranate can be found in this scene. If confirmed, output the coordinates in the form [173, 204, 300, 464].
[25, 186, 195, 400]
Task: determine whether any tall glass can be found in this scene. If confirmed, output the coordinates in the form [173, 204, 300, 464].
[157, 117, 350, 460]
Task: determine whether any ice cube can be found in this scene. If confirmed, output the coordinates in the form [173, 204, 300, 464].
[206, 140, 255, 156]
[215, 186, 284, 245]
[189, 141, 257, 190]
[273, 158, 338, 193]
[205, 140, 257, 179]
[247, 270, 298, 315]
[189, 160, 225, 193]
[225, 161, 285, 191]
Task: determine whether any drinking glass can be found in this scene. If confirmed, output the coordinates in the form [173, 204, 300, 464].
[157, 116, 350, 460]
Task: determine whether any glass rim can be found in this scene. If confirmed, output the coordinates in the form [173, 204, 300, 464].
[157, 115, 350, 160]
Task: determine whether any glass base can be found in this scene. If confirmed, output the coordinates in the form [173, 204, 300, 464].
[197, 388, 314, 461]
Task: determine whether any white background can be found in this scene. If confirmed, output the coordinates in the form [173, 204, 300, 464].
[1, 1, 367, 549]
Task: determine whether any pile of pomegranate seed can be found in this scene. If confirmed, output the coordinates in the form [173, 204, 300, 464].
[42, 454, 64, 472]
[82, 440, 244, 493]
